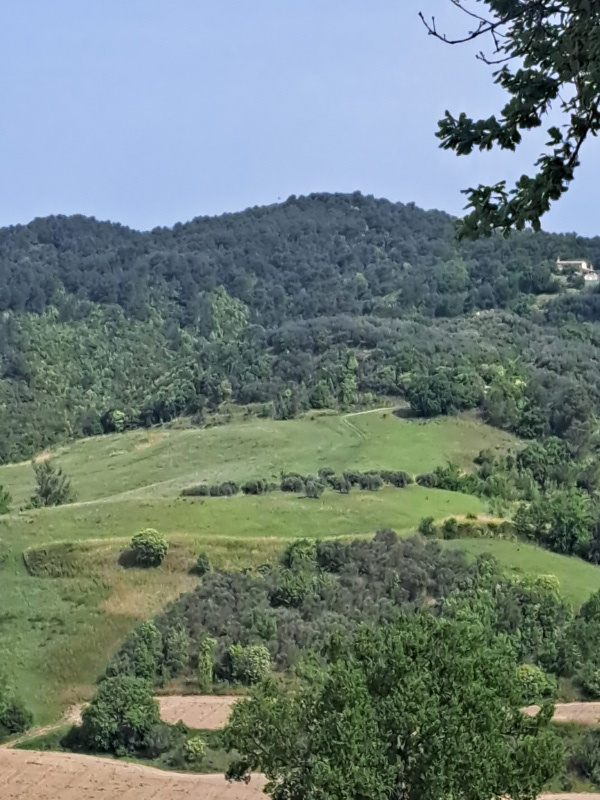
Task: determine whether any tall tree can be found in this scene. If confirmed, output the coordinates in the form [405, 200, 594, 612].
[225, 614, 561, 800]
[423, 1, 600, 237]
[29, 460, 75, 508]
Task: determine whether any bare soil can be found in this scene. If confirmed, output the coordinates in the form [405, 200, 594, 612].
[157, 695, 239, 729]
[2, 748, 598, 800]
[541, 796, 600, 800]
[523, 702, 600, 725]
[2, 749, 266, 800]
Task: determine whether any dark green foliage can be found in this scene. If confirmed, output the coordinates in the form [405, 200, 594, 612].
[280, 539, 317, 571]
[514, 489, 593, 556]
[268, 570, 314, 609]
[29, 460, 75, 508]
[78, 675, 160, 756]
[570, 729, 600, 787]
[416, 472, 437, 488]
[225, 615, 562, 799]
[516, 663, 557, 705]
[228, 644, 271, 685]
[517, 438, 572, 490]
[317, 467, 335, 481]
[380, 470, 413, 487]
[2, 194, 600, 464]
[441, 517, 461, 540]
[0, 699, 33, 737]
[308, 380, 334, 410]
[179, 481, 242, 498]
[0, 671, 33, 740]
[280, 474, 305, 493]
[407, 367, 483, 417]
[559, 590, 600, 691]
[205, 481, 239, 497]
[328, 474, 351, 493]
[0, 485, 11, 515]
[197, 636, 216, 693]
[194, 552, 211, 577]
[418, 516, 437, 537]
[130, 529, 169, 568]
[433, 462, 483, 495]
[104, 620, 162, 682]
[357, 472, 383, 491]
[181, 484, 210, 497]
[304, 479, 325, 499]
[103, 533, 577, 688]
[241, 479, 273, 495]
[578, 664, 600, 699]
[163, 625, 190, 679]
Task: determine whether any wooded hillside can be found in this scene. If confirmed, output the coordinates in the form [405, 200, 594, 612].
[2, 191, 600, 461]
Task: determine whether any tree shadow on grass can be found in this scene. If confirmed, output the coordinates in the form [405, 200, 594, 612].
[117, 549, 139, 569]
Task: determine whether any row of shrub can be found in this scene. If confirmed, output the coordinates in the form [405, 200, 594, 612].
[417, 515, 516, 541]
[182, 468, 414, 499]
[181, 479, 277, 497]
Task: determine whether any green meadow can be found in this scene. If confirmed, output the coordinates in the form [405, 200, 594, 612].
[1, 409, 599, 724]
[445, 538, 600, 607]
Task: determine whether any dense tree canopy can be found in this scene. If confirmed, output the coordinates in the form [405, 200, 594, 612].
[226, 615, 561, 800]
[427, 1, 600, 236]
[1, 193, 600, 462]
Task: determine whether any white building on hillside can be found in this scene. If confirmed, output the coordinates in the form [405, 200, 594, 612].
[556, 259, 599, 282]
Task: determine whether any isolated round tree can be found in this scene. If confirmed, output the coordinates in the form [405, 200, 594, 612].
[80, 675, 160, 755]
[130, 529, 169, 568]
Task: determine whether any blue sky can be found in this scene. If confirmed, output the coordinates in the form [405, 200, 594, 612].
[1, 1, 598, 235]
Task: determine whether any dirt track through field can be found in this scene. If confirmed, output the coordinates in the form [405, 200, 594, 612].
[157, 696, 600, 731]
[3, 748, 600, 800]
[8, 697, 600, 800]
[1, 749, 266, 800]
[524, 702, 600, 725]
[158, 695, 239, 729]
[542, 796, 600, 800]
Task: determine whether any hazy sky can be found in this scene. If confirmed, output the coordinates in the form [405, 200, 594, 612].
[2, 1, 599, 235]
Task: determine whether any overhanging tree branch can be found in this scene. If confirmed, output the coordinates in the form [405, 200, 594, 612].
[424, 0, 600, 237]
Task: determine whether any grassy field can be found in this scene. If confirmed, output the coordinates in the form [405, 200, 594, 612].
[0, 408, 597, 725]
[445, 538, 600, 607]
[0, 410, 517, 507]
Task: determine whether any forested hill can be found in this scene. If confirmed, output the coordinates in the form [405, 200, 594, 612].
[2, 191, 600, 462]
[3, 190, 600, 322]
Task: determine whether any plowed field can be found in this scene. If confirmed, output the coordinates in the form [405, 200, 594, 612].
[158, 694, 238, 729]
[2, 749, 266, 799]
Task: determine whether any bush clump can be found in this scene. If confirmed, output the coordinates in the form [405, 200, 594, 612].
[280, 474, 306, 493]
[516, 663, 557, 704]
[328, 475, 351, 493]
[130, 529, 169, 568]
[228, 643, 271, 685]
[380, 470, 413, 487]
[358, 472, 383, 491]
[416, 473, 438, 488]
[195, 551, 211, 576]
[418, 516, 437, 537]
[0, 698, 33, 737]
[79, 675, 160, 756]
[242, 479, 274, 495]
[184, 735, 206, 764]
[304, 479, 325, 499]
[181, 484, 210, 497]
[182, 481, 239, 498]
